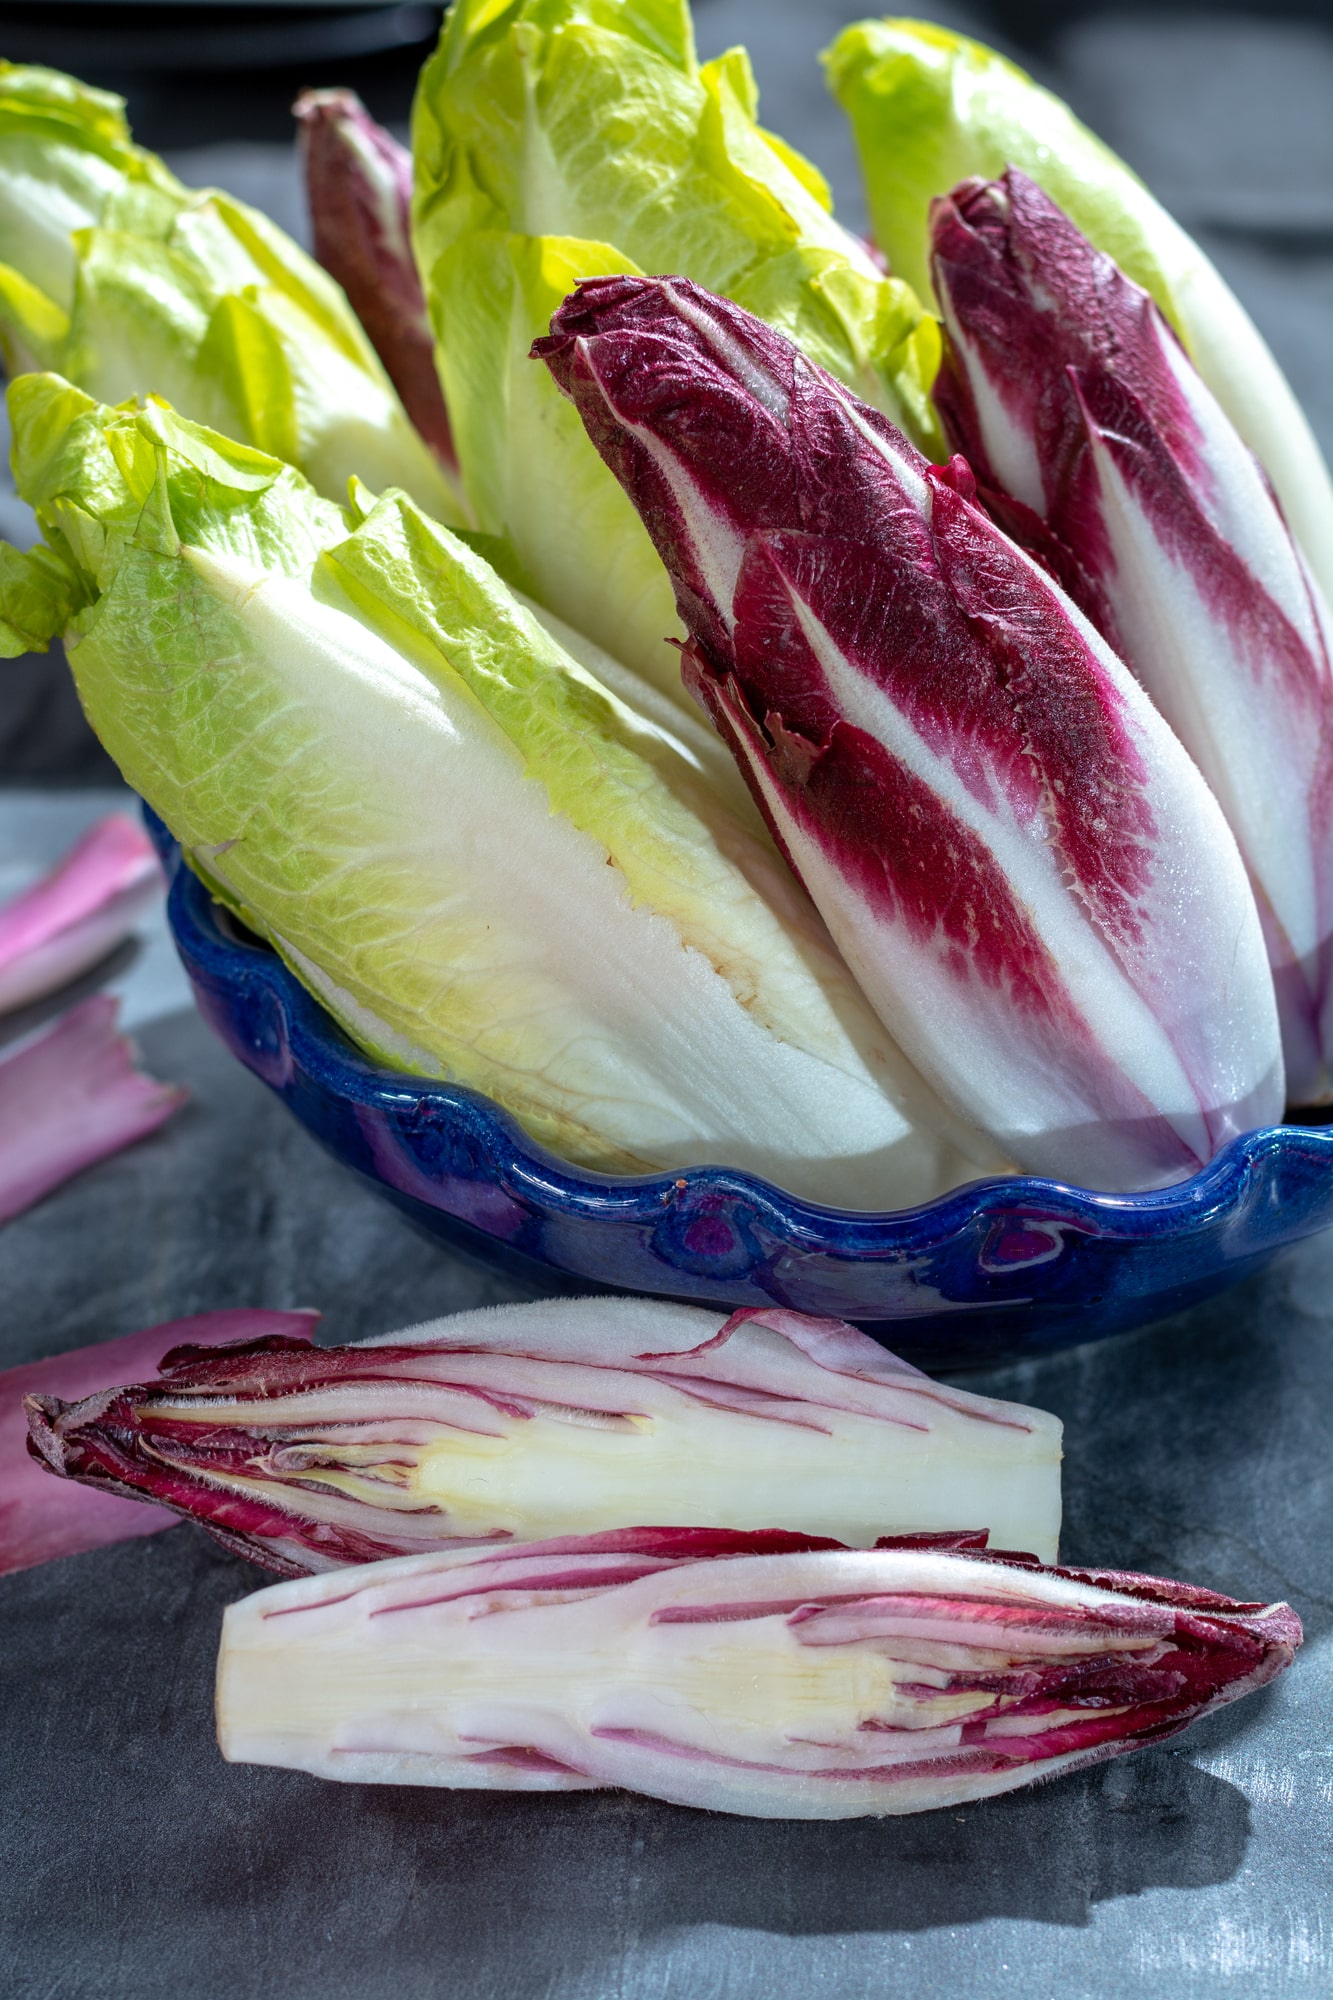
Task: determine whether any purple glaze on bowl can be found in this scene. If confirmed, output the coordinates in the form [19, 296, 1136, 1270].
[149, 812, 1333, 1368]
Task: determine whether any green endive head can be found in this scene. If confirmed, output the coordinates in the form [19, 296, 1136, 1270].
[0, 62, 464, 525]
[415, 0, 939, 439]
[0, 62, 181, 337]
[410, 0, 944, 704]
[7, 370, 985, 1206]
[430, 225, 690, 706]
[824, 17, 1333, 607]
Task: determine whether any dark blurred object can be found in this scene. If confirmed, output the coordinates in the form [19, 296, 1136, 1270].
[1053, 14, 1333, 238]
[988, 0, 1333, 48]
[0, 4, 443, 148]
[0, 649, 119, 787]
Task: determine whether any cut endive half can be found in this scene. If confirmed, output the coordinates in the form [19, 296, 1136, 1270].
[26, 1298, 1064, 1571]
[215, 1528, 1301, 1817]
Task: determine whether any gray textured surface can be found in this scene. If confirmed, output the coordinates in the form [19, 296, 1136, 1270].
[1, 845, 1330, 1994]
[3, 5, 1333, 1991]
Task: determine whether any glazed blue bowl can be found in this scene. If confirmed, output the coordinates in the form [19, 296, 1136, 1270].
[150, 815, 1333, 1369]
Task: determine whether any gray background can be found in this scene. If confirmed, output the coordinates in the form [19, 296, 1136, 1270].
[2, 4, 1332, 1994]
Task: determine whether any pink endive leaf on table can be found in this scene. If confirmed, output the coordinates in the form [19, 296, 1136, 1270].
[929, 168, 1333, 1104]
[21, 1296, 1063, 1576]
[216, 1530, 1300, 1817]
[0, 812, 162, 1014]
[0, 993, 185, 1225]
[294, 87, 458, 477]
[1, 1308, 320, 1576]
[534, 277, 1282, 1190]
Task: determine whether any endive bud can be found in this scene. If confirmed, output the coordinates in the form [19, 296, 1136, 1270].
[293, 89, 459, 481]
[930, 169, 1333, 1104]
[215, 1528, 1300, 1817]
[25, 1299, 1063, 1573]
[535, 277, 1283, 1188]
[822, 19, 1333, 618]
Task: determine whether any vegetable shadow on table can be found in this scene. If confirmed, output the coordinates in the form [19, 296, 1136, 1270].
[332, 1757, 1253, 1959]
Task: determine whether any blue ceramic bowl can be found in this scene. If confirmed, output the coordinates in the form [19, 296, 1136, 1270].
[150, 815, 1333, 1368]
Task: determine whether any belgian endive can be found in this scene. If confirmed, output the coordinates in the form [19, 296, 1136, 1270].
[5, 370, 987, 1205]
[823, 18, 1333, 613]
[294, 88, 458, 482]
[410, 0, 942, 709]
[0, 62, 463, 524]
[25, 1298, 1064, 1571]
[537, 277, 1283, 1188]
[930, 170, 1333, 1104]
[216, 1528, 1300, 1817]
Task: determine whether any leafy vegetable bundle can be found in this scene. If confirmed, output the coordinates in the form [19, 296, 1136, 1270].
[0, 5, 1321, 1825]
[1, 1, 1329, 1202]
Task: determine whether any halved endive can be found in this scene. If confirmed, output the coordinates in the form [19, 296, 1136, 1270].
[0, 62, 463, 523]
[410, 0, 943, 707]
[823, 18, 1333, 612]
[5, 371, 991, 1204]
[216, 1528, 1300, 1817]
[25, 1298, 1064, 1571]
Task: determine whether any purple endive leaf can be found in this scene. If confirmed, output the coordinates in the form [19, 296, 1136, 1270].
[0, 812, 162, 1014]
[0, 993, 185, 1225]
[930, 169, 1333, 1105]
[2, 1309, 319, 1576]
[293, 87, 458, 476]
[534, 277, 1282, 1190]
[23, 1297, 1064, 1576]
[216, 1530, 1300, 1817]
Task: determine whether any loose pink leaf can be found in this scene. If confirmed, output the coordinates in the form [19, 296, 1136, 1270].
[216, 1531, 1301, 1817]
[0, 993, 185, 1225]
[1, 1308, 319, 1576]
[535, 276, 1283, 1188]
[22, 1296, 1063, 1575]
[0, 812, 161, 1014]
[930, 169, 1333, 1105]
[294, 87, 458, 475]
